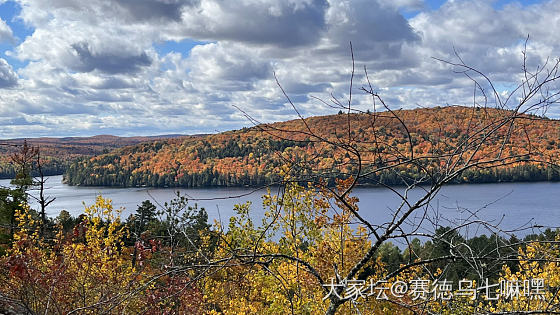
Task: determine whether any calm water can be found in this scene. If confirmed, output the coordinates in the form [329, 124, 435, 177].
[1, 175, 559, 237]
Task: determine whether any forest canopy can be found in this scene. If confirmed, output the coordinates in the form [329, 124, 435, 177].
[63, 106, 560, 188]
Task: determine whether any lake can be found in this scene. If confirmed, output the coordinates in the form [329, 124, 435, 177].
[1, 175, 559, 239]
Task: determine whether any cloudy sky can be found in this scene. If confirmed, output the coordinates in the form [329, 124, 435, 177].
[0, 0, 558, 138]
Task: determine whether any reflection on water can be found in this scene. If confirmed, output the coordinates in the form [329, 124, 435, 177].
[1, 175, 559, 237]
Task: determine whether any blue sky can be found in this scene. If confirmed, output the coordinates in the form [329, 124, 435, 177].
[0, 0, 558, 138]
[0, 1, 31, 69]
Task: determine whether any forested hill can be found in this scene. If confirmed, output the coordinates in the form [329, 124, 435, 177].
[64, 106, 560, 188]
[0, 135, 187, 179]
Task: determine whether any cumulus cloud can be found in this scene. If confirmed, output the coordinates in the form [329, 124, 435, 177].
[320, 0, 420, 64]
[0, 18, 14, 43]
[0, 58, 17, 88]
[1, 0, 559, 138]
[16, 0, 196, 27]
[175, 0, 329, 47]
[399, 0, 560, 101]
[70, 42, 152, 74]
[378, 0, 423, 11]
[187, 43, 272, 83]
[114, 0, 197, 22]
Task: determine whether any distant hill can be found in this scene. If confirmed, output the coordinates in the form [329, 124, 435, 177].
[63, 106, 560, 188]
[0, 134, 189, 179]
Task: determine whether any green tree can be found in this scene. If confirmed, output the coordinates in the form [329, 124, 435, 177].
[132, 200, 157, 267]
[0, 140, 37, 245]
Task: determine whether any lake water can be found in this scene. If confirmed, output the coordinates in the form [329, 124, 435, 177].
[1, 175, 559, 238]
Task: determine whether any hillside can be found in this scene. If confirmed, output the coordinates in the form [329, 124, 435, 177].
[63, 106, 560, 188]
[0, 135, 187, 179]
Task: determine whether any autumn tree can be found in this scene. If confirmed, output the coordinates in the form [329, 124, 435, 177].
[2, 41, 560, 315]
[0, 196, 205, 314]
[0, 140, 39, 245]
[131, 199, 157, 267]
[206, 42, 560, 314]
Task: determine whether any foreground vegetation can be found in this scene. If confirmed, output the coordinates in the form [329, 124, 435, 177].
[1, 182, 560, 314]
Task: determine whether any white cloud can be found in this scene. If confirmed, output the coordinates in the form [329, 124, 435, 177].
[0, 0, 559, 138]
[377, 0, 424, 11]
[174, 0, 329, 47]
[0, 17, 14, 43]
[0, 58, 17, 88]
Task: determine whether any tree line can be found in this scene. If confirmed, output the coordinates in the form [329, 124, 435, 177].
[60, 106, 560, 188]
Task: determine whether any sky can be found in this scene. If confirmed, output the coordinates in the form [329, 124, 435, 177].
[0, 0, 559, 138]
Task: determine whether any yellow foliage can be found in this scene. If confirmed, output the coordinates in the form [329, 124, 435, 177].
[203, 182, 409, 314]
[3, 197, 146, 313]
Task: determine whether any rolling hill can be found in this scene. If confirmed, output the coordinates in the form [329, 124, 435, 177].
[0, 135, 187, 179]
[63, 106, 560, 188]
